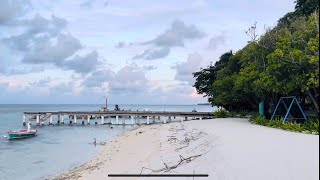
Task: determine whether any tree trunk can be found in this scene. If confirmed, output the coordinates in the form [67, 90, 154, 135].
[307, 89, 319, 113]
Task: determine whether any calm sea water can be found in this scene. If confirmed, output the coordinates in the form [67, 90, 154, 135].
[0, 104, 215, 180]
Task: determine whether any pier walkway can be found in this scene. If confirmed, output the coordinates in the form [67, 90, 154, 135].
[22, 111, 214, 126]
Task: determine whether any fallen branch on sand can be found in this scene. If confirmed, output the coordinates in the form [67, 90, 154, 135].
[140, 154, 202, 174]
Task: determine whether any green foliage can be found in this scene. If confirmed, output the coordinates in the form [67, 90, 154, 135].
[303, 118, 320, 132]
[249, 115, 319, 134]
[213, 109, 229, 118]
[228, 111, 237, 117]
[295, 0, 319, 16]
[193, 1, 319, 115]
[267, 118, 284, 128]
[239, 111, 248, 118]
[249, 115, 269, 126]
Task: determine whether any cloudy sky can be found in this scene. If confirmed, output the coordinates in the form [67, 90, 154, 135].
[0, 0, 295, 104]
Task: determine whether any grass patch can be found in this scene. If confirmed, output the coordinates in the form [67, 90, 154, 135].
[213, 109, 229, 118]
[249, 115, 319, 135]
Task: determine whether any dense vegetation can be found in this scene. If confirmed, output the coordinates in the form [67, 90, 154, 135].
[193, 0, 319, 119]
[249, 115, 319, 134]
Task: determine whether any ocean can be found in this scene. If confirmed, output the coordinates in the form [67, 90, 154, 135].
[0, 104, 215, 180]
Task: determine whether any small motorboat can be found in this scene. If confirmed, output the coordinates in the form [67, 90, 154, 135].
[7, 123, 37, 140]
[7, 129, 37, 140]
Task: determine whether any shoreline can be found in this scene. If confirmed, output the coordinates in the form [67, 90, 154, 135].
[52, 118, 319, 180]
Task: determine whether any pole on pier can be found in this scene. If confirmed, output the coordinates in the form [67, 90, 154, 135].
[101, 116, 104, 124]
[123, 116, 125, 125]
[61, 115, 64, 124]
[23, 114, 26, 126]
[73, 115, 77, 124]
[69, 115, 72, 124]
[131, 116, 134, 125]
[164, 117, 166, 124]
[199, 117, 202, 120]
[36, 115, 40, 126]
[116, 116, 119, 125]
[87, 115, 90, 125]
[82, 116, 85, 125]
[147, 116, 150, 124]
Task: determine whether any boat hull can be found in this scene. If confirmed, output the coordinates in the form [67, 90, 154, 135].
[8, 130, 37, 139]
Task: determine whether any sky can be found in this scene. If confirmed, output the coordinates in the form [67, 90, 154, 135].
[0, 0, 295, 104]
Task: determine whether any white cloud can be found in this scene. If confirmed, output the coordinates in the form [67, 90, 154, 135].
[174, 53, 203, 85]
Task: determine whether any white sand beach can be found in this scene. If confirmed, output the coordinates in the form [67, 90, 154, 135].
[53, 118, 319, 180]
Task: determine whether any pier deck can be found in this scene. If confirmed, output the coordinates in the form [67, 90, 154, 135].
[22, 110, 214, 126]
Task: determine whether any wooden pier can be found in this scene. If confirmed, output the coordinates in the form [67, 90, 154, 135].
[22, 111, 214, 126]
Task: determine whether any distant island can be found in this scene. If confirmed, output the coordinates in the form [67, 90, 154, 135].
[197, 103, 211, 105]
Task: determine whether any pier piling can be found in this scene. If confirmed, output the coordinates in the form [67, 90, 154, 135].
[87, 115, 90, 125]
[101, 116, 104, 124]
[36, 115, 40, 126]
[147, 116, 150, 124]
[61, 114, 64, 124]
[23, 114, 26, 126]
[74, 115, 77, 124]
[116, 116, 119, 125]
[49, 115, 53, 125]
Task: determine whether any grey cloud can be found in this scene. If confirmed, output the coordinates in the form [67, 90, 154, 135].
[133, 20, 205, 60]
[3, 15, 68, 51]
[0, 0, 30, 24]
[208, 34, 225, 49]
[63, 51, 99, 74]
[111, 64, 147, 94]
[1, 13, 100, 74]
[115, 41, 125, 48]
[174, 53, 203, 85]
[84, 69, 114, 87]
[24, 14, 67, 36]
[143, 65, 157, 71]
[104, 1, 109, 7]
[132, 47, 170, 60]
[143, 20, 206, 47]
[22, 33, 82, 64]
[7, 66, 45, 75]
[80, 0, 94, 8]
[84, 63, 148, 95]
[29, 78, 51, 87]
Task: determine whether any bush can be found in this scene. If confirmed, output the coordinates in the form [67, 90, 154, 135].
[228, 111, 237, 117]
[249, 115, 269, 125]
[249, 115, 319, 134]
[239, 111, 248, 118]
[213, 109, 229, 118]
[303, 118, 319, 133]
[267, 118, 284, 128]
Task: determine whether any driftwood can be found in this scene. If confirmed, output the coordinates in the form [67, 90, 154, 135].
[140, 154, 202, 174]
